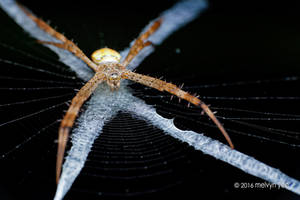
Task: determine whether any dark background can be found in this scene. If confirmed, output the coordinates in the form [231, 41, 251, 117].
[0, 0, 300, 199]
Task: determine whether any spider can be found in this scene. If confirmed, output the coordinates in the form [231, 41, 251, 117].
[18, 3, 234, 184]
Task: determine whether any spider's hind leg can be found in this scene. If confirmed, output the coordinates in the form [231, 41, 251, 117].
[17, 3, 67, 43]
[18, 2, 99, 71]
[37, 40, 80, 55]
[37, 40, 66, 49]
[37, 40, 85, 62]
[37, 40, 99, 71]
[121, 18, 162, 67]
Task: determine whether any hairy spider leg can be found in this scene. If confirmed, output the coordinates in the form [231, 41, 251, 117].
[122, 70, 234, 149]
[37, 40, 99, 71]
[18, 3, 99, 72]
[121, 18, 163, 67]
[56, 73, 105, 183]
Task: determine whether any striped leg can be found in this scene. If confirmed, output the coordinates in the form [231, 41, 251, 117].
[122, 70, 234, 149]
[56, 73, 104, 183]
[121, 18, 162, 67]
[18, 3, 99, 71]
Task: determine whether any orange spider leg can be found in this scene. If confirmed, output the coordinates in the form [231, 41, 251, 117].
[121, 18, 163, 67]
[56, 73, 105, 183]
[17, 2, 106, 182]
[17, 3, 68, 43]
[37, 40, 99, 71]
[18, 3, 99, 72]
[122, 70, 234, 149]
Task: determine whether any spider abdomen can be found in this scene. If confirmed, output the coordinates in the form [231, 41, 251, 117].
[91, 48, 121, 64]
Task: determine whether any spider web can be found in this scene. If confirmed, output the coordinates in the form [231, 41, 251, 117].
[0, 0, 300, 200]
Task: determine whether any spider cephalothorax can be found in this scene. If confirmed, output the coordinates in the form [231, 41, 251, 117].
[92, 47, 123, 90]
[102, 63, 123, 90]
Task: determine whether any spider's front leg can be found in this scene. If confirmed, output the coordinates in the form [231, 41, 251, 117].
[122, 70, 234, 149]
[56, 73, 105, 183]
